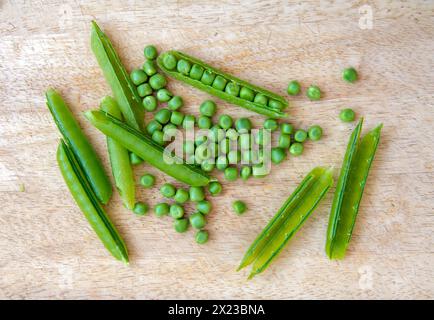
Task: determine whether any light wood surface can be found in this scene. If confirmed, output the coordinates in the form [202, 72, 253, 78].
[1, 0, 433, 299]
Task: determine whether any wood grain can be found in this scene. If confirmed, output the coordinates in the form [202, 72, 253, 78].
[0, 0, 433, 299]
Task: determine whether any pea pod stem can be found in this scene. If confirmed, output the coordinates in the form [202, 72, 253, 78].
[326, 121, 382, 259]
[46, 88, 112, 204]
[57, 140, 128, 263]
[84, 109, 211, 187]
[100, 97, 135, 210]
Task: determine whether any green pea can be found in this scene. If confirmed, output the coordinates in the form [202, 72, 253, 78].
[167, 96, 183, 111]
[254, 93, 268, 105]
[252, 165, 268, 178]
[239, 87, 255, 101]
[268, 99, 283, 110]
[240, 166, 252, 181]
[224, 167, 238, 181]
[339, 108, 356, 122]
[271, 147, 286, 164]
[130, 152, 143, 165]
[225, 82, 240, 96]
[183, 114, 195, 129]
[208, 181, 222, 196]
[200, 100, 217, 117]
[307, 85, 321, 100]
[174, 188, 190, 204]
[209, 125, 225, 142]
[190, 64, 204, 80]
[195, 143, 212, 160]
[170, 204, 184, 219]
[343, 67, 358, 83]
[226, 128, 239, 141]
[232, 200, 247, 215]
[154, 202, 170, 217]
[140, 173, 155, 188]
[174, 218, 189, 233]
[294, 129, 307, 142]
[177, 59, 191, 75]
[143, 60, 157, 76]
[308, 125, 323, 141]
[183, 140, 195, 155]
[255, 129, 271, 146]
[289, 142, 303, 156]
[142, 96, 157, 111]
[235, 118, 252, 133]
[241, 150, 253, 164]
[197, 200, 212, 215]
[215, 155, 228, 171]
[219, 138, 230, 154]
[133, 202, 149, 215]
[163, 123, 177, 134]
[280, 123, 294, 135]
[227, 150, 241, 164]
[146, 120, 162, 135]
[154, 108, 171, 124]
[201, 159, 215, 172]
[160, 183, 176, 198]
[263, 118, 278, 131]
[218, 114, 233, 130]
[212, 75, 227, 91]
[195, 230, 209, 244]
[162, 53, 177, 70]
[278, 134, 291, 149]
[130, 69, 148, 86]
[144, 45, 158, 60]
[287, 80, 301, 96]
[239, 133, 251, 150]
[168, 111, 183, 126]
[137, 83, 152, 97]
[156, 88, 172, 102]
[190, 212, 206, 229]
[197, 115, 212, 129]
[149, 73, 167, 90]
[189, 186, 205, 202]
[201, 70, 216, 85]
[195, 134, 208, 146]
[152, 130, 165, 145]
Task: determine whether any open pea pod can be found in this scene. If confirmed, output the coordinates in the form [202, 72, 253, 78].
[57, 140, 128, 263]
[238, 167, 334, 279]
[326, 122, 382, 259]
[85, 110, 211, 187]
[157, 50, 288, 118]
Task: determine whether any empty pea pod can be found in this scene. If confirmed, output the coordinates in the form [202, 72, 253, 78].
[157, 51, 288, 118]
[57, 140, 128, 263]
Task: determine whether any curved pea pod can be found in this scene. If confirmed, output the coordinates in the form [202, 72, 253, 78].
[157, 50, 288, 119]
[91, 21, 144, 131]
[326, 122, 382, 260]
[46, 88, 112, 204]
[100, 97, 135, 210]
[57, 140, 128, 263]
[84, 110, 211, 187]
[238, 167, 334, 279]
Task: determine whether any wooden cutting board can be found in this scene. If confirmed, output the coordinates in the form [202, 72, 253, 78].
[0, 0, 433, 299]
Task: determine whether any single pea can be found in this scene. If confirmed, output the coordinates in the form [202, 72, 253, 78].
[208, 181, 222, 196]
[174, 218, 189, 233]
[232, 200, 247, 215]
[133, 202, 149, 216]
[235, 118, 252, 133]
[195, 230, 209, 244]
[201, 70, 216, 85]
[144, 45, 158, 60]
[218, 114, 233, 130]
[152, 130, 165, 145]
[289, 142, 304, 156]
[142, 60, 157, 76]
[271, 147, 287, 164]
[156, 88, 173, 102]
[197, 200, 212, 215]
[142, 95, 158, 111]
[167, 96, 183, 111]
[227, 150, 241, 164]
[339, 108, 356, 122]
[308, 125, 323, 141]
[149, 73, 167, 90]
[268, 99, 283, 110]
[183, 114, 195, 129]
[190, 64, 204, 80]
[343, 67, 358, 83]
[224, 167, 238, 181]
[263, 118, 279, 131]
[225, 82, 240, 96]
[130, 69, 148, 86]
[146, 120, 162, 135]
[219, 138, 230, 154]
[137, 83, 152, 97]
[201, 159, 215, 172]
[197, 115, 212, 129]
[170, 204, 184, 219]
[174, 188, 190, 204]
[240, 166, 252, 181]
[307, 85, 321, 100]
[163, 123, 177, 134]
[177, 59, 191, 75]
[254, 93, 268, 105]
[278, 134, 291, 149]
[239, 87, 255, 101]
[140, 173, 155, 188]
[189, 186, 205, 202]
[190, 212, 206, 229]
[195, 134, 208, 146]
[154, 202, 170, 217]
[287, 80, 301, 96]
[162, 53, 177, 70]
[160, 183, 176, 198]
[239, 133, 251, 150]
[200, 100, 217, 117]
[154, 108, 172, 124]
[130, 152, 143, 165]
[216, 155, 228, 171]
[294, 129, 307, 142]
[168, 111, 184, 127]
[226, 128, 239, 141]
[208, 125, 225, 142]
[280, 123, 294, 135]
[212, 75, 227, 91]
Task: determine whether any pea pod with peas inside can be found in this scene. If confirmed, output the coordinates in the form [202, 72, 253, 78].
[84, 110, 211, 187]
[157, 51, 288, 118]
[326, 119, 382, 260]
[57, 140, 128, 263]
[238, 166, 334, 279]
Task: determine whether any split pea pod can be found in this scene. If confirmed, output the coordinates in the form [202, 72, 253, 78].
[238, 167, 334, 279]
[326, 121, 382, 260]
[157, 51, 288, 118]
[100, 97, 135, 210]
[84, 110, 211, 187]
[46, 88, 112, 204]
[57, 140, 128, 263]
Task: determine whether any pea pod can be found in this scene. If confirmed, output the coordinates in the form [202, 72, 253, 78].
[326, 122, 382, 259]
[238, 167, 334, 279]
[100, 97, 135, 210]
[46, 88, 112, 204]
[157, 51, 288, 118]
[91, 21, 144, 131]
[57, 140, 128, 263]
[84, 110, 211, 187]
